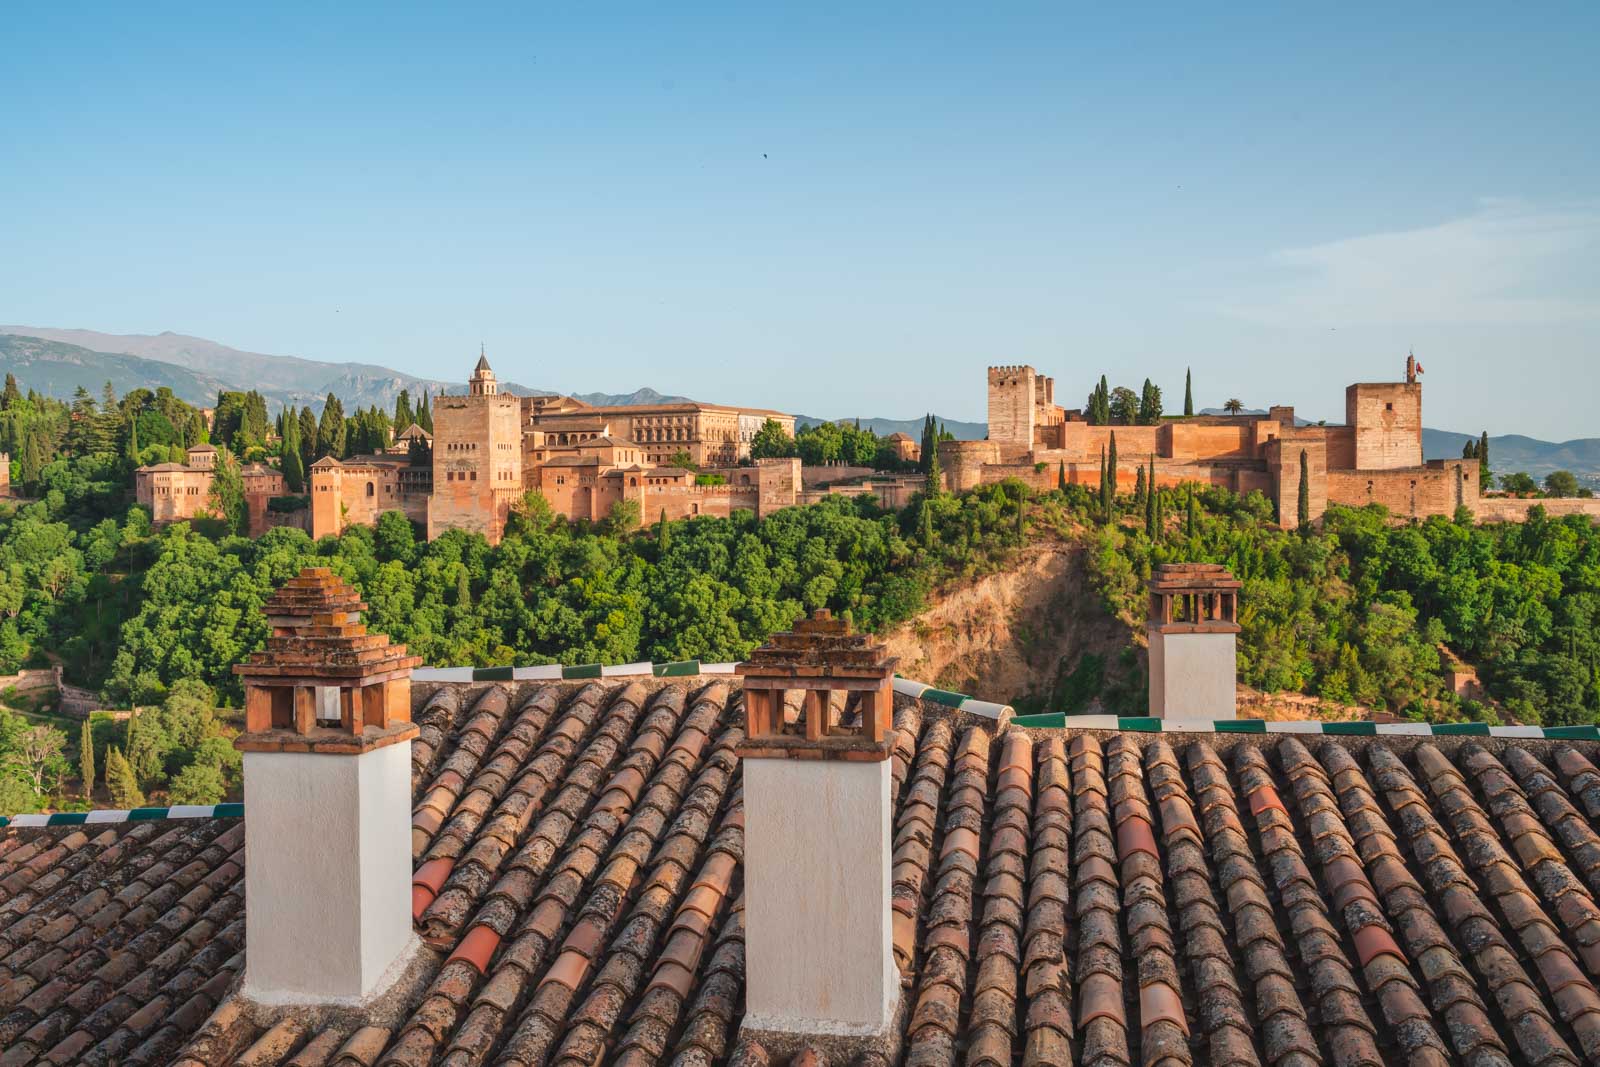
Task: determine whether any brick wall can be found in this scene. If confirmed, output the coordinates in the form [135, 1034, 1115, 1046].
[1474, 497, 1600, 522]
[1326, 459, 1474, 519]
[430, 393, 523, 543]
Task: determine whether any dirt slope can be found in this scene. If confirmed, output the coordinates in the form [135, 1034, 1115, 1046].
[881, 541, 1128, 707]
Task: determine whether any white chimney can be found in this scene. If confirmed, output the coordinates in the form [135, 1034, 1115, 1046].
[233, 567, 422, 1005]
[1147, 563, 1241, 720]
[736, 610, 900, 1047]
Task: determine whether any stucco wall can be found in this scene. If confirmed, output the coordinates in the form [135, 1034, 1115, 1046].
[1149, 631, 1237, 719]
[241, 743, 415, 1003]
[743, 756, 897, 1036]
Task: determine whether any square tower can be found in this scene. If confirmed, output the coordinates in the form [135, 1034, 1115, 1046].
[429, 351, 524, 543]
[986, 365, 1038, 451]
[1345, 362, 1423, 470]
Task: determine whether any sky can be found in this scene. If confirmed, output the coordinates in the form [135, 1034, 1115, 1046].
[2, 4, 1597, 437]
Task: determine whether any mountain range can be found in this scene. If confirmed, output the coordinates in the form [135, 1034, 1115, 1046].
[1, 326, 1595, 481]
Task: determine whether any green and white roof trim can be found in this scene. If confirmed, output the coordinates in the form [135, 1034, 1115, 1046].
[0, 803, 243, 830]
[413, 664, 1015, 719]
[1006, 712, 1599, 739]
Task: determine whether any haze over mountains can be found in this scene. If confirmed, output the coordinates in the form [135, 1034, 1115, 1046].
[1, 325, 1596, 480]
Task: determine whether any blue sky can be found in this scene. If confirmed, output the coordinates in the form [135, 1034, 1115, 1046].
[3, 4, 1597, 436]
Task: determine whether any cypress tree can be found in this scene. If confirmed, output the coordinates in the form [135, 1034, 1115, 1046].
[1478, 431, 1490, 486]
[297, 405, 319, 465]
[79, 719, 96, 799]
[419, 392, 433, 433]
[657, 508, 671, 555]
[925, 432, 942, 496]
[125, 412, 139, 465]
[105, 747, 144, 809]
[1184, 367, 1194, 417]
[1134, 464, 1146, 509]
[1057, 460, 1067, 493]
[1145, 455, 1158, 537]
[1297, 448, 1311, 531]
[1107, 431, 1119, 513]
[1098, 445, 1112, 522]
[281, 412, 306, 492]
[920, 497, 935, 547]
[1186, 485, 1198, 539]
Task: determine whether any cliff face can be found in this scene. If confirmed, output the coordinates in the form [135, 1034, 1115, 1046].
[881, 541, 1128, 707]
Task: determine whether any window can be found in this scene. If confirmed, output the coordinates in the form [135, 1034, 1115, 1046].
[1385, 402, 1393, 411]
[366, 482, 375, 497]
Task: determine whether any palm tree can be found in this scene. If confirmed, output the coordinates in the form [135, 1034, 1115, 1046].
[1222, 398, 1245, 415]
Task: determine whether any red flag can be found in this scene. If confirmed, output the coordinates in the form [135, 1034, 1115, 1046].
[1415, 362, 1424, 374]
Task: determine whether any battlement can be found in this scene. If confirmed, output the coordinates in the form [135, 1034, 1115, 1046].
[987, 364, 1036, 381]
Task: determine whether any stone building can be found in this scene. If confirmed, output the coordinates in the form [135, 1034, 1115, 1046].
[426, 354, 524, 544]
[882, 431, 919, 463]
[135, 442, 286, 535]
[958, 353, 1510, 525]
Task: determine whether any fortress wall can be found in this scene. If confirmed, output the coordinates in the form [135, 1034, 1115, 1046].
[1059, 423, 1161, 459]
[1168, 422, 1254, 461]
[1326, 461, 1471, 519]
[1474, 497, 1600, 522]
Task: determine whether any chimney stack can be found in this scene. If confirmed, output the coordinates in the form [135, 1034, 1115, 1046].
[233, 567, 423, 1005]
[736, 610, 900, 1048]
[1147, 563, 1241, 720]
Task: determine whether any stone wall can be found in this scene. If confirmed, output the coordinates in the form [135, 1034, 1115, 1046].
[940, 440, 1000, 492]
[1347, 382, 1423, 470]
[986, 366, 1036, 449]
[1474, 497, 1600, 522]
[1326, 459, 1476, 519]
[430, 392, 522, 543]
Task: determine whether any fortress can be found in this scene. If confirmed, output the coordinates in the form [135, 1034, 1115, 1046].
[941, 355, 1555, 524]
[302, 353, 935, 543]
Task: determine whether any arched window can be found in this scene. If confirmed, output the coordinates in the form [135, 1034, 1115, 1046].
[366, 482, 375, 497]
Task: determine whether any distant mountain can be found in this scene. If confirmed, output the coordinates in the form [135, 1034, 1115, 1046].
[573, 387, 694, 407]
[0, 334, 236, 404]
[0, 326, 697, 414]
[801, 414, 989, 440]
[1423, 429, 1600, 483]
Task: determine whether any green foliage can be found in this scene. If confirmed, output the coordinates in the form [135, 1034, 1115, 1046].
[1297, 449, 1311, 531]
[1545, 470, 1581, 498]
[1086, 490, 1600, 723]
[79, 718, 95, 798]
[280, 409, 306, 491]
[1138, 379, 1162, 424]
[207, 451, 247, 535]
[749, 418, 794, 460]
[317, 394, 347, 459]
[1501, 472, 1539, 496]
[212, 390, 269, 453]
[169, 761, 226, 804]
[104, 745, 144, 808]
[1183, 368, 1194, 417]
[794, 420, 880, 467]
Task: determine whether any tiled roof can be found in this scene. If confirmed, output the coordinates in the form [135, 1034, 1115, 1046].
[11, 680, 1600, 1066]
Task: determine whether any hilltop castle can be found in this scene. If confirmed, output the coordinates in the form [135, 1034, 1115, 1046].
[941, 355, 1578, 524]
[300, 353, 811, 543]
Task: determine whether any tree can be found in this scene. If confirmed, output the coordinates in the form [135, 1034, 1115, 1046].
[1185, 485, 1198, 538]
[1, 373, 19, 409]
[1223, 398, 1245, 415]
[105, 746, 145, 808]
[1501, 472, 1539, 496]
[79, 718, 95, 798]
[1297, 449, 1311, 531]
[1098, 445, 1112, 523]
[1057, 460, 1067, 493]
[1133, 463, 1147, 509]
[124, 411, 140, 465]
[749, 418, 795, 460]
[657, 509, 672, 555]
[1183, 368, 1194, 417]
[418, 392, 433, 433]
[1138, 379, 1163, 424]
[1478, 431, 1491, 487]
[280, 410, 306, 492]
[394, 389, 415, 432]
[1144, 455, 1158, 537]
[1544, 470, 1580, 498]
[317, 394, 347, 459]
[207, 451, 248, 534]
[1109, 387, 1139, 425]
[925, 430, 942, 496]
[169, 761, 226, 804]
[1085, 376, 1111, 426]
[297, 405, 320, 466]
[11, 724, 67, 797]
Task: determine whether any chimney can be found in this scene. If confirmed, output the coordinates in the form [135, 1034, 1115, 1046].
[1147, 563, 1241, 720]
[233, 567, 423, 1005]
[736, 610, 900, 1048]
